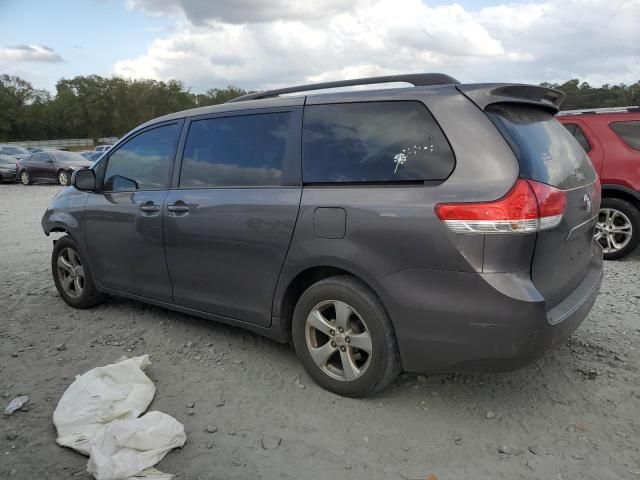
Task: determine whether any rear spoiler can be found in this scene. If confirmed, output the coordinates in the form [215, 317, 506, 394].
[456, 84, 566, 114]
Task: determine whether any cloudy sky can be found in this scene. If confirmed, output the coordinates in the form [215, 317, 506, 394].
[1, 0, 639, 92]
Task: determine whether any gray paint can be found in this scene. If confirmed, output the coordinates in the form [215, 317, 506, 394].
[42, 81, 603, 374]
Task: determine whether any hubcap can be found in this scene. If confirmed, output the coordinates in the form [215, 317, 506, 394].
[57, 247, 85, 298]
[305, 300, 372, 381]
[21, 172, 29, 184]
[59, 172, 68, 185]
[595, 208, 633, 253]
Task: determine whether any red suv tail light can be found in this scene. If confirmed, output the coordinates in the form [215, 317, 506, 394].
[435, 179, 567, 234]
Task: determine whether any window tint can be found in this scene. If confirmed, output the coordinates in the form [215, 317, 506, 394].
[610, 121, 640, 150]
[104, 123, 180, 191]
[562, 123, 591, 152]
[487, 105, 596, 189]
[180, 112, 292, 188]
[302, 101, 454, 183]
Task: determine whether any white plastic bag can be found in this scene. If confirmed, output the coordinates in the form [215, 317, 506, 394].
[87, 411, 186, 480]
[53, 355, 156, 455]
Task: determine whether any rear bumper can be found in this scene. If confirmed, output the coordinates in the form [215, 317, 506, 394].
[382, 249, 603, 373]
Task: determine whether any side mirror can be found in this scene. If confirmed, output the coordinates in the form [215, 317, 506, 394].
[73, 169, 96, 191]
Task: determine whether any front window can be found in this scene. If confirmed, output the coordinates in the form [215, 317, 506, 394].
[103, 123, 180, 191]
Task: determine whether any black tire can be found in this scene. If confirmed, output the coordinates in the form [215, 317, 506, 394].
[52, 235, 106, 309]
[57, 170, 71, 186]
[292, 275, 401, 397]
[598, 197, 640, 260]
[20, 170, 32, 185]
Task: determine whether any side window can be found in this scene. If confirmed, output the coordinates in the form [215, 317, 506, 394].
[302, 101, 455, 183]
[180, 112, 292, 188]
[104, 123, 180, 191]
[562, 123, 591, 152]
[610, 121, 640, 150]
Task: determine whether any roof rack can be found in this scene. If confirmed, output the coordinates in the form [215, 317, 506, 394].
[226, 73, 460, 103]
[557, 106, 640, 116]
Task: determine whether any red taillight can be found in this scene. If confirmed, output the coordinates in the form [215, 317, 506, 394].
[435, 179, 567, 234]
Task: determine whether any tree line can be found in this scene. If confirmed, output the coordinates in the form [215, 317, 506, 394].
[1, 74, 639, 142]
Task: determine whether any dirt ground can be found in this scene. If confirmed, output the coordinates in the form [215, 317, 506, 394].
[1, 183, 639, 480]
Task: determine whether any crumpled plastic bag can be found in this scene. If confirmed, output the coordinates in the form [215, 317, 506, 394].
[54, 355, 156, 455]
[87, 411, 186, 480]
[53, 355, 185, 480]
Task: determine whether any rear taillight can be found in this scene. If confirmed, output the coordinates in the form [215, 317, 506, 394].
[435, 179, 567, 234]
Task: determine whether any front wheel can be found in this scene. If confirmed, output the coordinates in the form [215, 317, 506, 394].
[20, 170, 32, 185]
[292, 275, 401, 397]
[58, 170, 70, 186]
[595, 198, 640, 260]
[52, 236, 105, 309]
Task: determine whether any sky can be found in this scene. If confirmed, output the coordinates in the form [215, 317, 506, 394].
[0, 0, 639, 93]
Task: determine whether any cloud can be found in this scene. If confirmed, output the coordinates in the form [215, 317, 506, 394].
[0, 45, 64, 64]
[116, 0, 640, 91]
[127, 0, 367, 24]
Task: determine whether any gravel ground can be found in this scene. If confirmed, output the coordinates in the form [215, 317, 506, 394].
[1, 183, 639, 480]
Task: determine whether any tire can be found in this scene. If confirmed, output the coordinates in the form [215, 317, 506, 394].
[20, 170, 32, 185]
[58, 170, 70, 186]
[596, 197, 640, 260]
[52, 235, 105, 309]
[292, 275, 401, 397]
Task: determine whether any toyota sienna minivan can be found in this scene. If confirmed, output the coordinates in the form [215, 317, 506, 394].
[42, 73, 603, 397]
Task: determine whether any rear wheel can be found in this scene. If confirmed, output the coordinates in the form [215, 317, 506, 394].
[292, 275, 401, 397]
[595, 197, 640, 260]
[52, 236, 105, 308]
[20, 170, 32, 185]
[58, 170, 70, 186]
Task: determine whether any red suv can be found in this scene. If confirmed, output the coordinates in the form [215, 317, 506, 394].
[558, 107, 640, 259]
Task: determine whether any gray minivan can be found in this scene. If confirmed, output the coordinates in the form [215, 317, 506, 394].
[42, 74, 603, 397]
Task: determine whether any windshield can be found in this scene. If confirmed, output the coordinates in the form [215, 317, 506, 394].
[487, 104, 597, 189]
[52, 151, 91, 163]
[1, 146, 29, 155]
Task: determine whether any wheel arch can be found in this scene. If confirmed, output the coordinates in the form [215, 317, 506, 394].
[602, 184, 640, 211]
[274, 263, 393, 343]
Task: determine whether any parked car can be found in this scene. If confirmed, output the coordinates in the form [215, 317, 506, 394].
[558, 107, 640, 259]
[18, 150, 93, 186]
[0, 154, 18, 182]
[42, 74, 603, 397]
[94, 144, 112, 153]
[26, 147, 43, 154]
[0, 145, 30, 160]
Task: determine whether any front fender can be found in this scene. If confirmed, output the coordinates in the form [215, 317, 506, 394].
[41, 188, 88, 241]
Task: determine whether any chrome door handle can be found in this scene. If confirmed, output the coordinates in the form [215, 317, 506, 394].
[167, 202, 190, 213]
[140, 204, 160, 212]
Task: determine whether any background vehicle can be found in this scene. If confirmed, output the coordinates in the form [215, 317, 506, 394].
[42, 74, 602, 397]
[559, 107, 640, 259]
[0, 145, 30, 160]
[94, 144, 112, 153]
[0, 154, 18, 182]
[18, 150, 92, 186]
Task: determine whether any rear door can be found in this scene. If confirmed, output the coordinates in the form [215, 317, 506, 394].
[163, 107, 303, 326]
[488, 104, 600, 307]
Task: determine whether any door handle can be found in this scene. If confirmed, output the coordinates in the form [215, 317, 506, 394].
[140, 203, 160, 213]
[167, 201, 190, 213]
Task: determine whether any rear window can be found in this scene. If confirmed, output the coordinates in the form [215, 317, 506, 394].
[487, 104, 596, 189]
[302, 101, 454, 183]
[610, 121, 640, 150]
[562, 123, 591, 152]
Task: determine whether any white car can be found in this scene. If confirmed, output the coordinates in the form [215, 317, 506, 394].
[94, 145, 112, 153]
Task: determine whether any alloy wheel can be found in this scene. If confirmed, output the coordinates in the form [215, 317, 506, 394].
[59, 171, 69, 186]
[21, 171, 29, 185]
[305, 300, 373, 381]
[595, 208, 633, 254]
[56, 247, 85, 298]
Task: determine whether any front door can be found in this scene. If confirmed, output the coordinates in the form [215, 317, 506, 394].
[164, 108, 303, 326]
[84, 121, 183, 303]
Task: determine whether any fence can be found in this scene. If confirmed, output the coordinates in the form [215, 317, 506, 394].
[3, 137, 119, 148]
